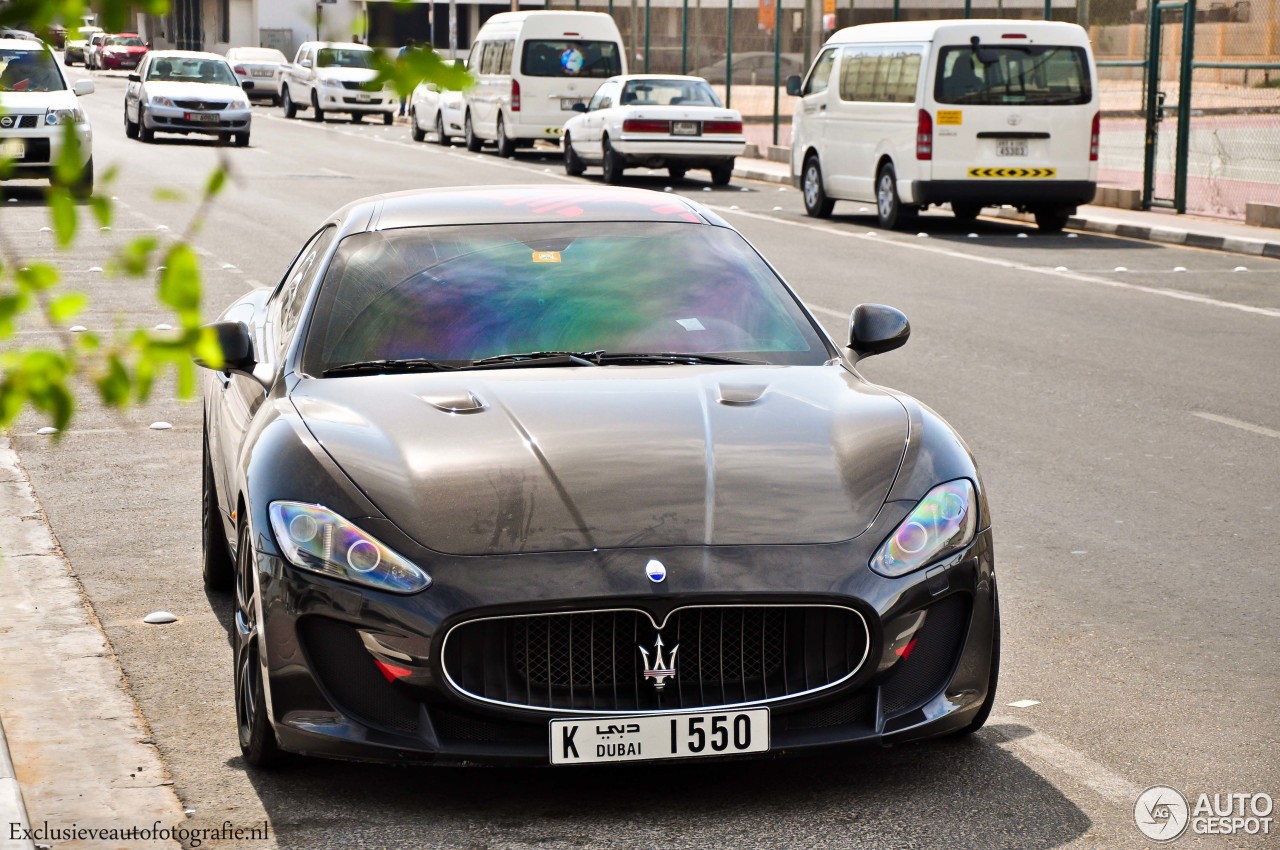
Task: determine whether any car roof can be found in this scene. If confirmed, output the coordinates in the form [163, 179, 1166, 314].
[827, 18, 1088, 44]
[331, 186, 724, 233]
[146, 50, 232, 62]
[612, 74, 711, 83]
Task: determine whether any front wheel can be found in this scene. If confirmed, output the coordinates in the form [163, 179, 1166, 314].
[435, 112, 450, 146]
[234, 521, 284, 767]
[667, 165, 687, 181]
[201, 431, 234, 591]
[124, 108, 138, 139]
[68, 157, 93, 200]
[410, 110, 426, 142]
[234, 132, 250, 148]
[382, 111, 393, 126]
[464, 113, 482, 152]
[802, 155, 835, 218]
[876, 163, 915, 230]
[563, 134, 586, 176]
[494, 115, 516, 158]
[1033, 206, 1072, 233]
[601, 137, 624, 184]
[310, 91, 324, 122]
[139, 107, 155, 143]
[710, 159, 734, 186]
[282, 87, 297, 118]
[351, 112, 364, 124]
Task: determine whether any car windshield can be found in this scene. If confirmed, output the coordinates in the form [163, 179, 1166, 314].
[147, 57, 238, 85]
[621, 79, 722, 107]
[304, 222, 831, 372]
[521, 40, 621, 78]
[317, 48, 373, 69]
[0, 48, 64, 92]
[934, 45, 1091, 105]
[232, 48, 285, 63]
[107, 35, 145, 46]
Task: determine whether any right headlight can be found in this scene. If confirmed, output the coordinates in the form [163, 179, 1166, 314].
[268, 501, 431, 594]
[870, 479, 977, 577]
[150, 96, 175, 107]
[317, 76, 341, 87]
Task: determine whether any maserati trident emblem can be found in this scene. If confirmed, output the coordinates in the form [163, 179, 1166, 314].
[645, 558, 666, 582]
[639, 634, 678, 691]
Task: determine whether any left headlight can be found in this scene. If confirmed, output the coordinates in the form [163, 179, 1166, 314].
[230, 98, 249, 109]
[268, 501, 432, 594]
[45, 107, 85, 125]
[317, 76, 341, 87]
[870, 479, 978, 577]
[150, 96, 175, 107]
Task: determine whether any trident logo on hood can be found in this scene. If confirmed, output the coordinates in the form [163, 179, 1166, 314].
[639, 634, 679, 692]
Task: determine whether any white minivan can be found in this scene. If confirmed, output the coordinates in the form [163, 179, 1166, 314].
[787, 20, 1098, 231]
[462, 11, 626, 157]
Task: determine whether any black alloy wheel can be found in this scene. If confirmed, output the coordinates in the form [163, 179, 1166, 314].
[234, 521, 283, 767]
[201, 430, 234, 591]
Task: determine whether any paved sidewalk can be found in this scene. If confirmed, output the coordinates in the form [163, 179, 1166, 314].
[0, 716, 33, 850]
[730, 155, 1280, 258]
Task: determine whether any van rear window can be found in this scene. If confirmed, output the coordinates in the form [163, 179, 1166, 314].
[934, 45, 1090, 105]
[521, 40, 621, 78]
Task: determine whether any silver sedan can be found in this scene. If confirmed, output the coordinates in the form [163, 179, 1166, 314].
[124, 50, 253, 146]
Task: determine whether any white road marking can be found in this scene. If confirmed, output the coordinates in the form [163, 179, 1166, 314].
[712, 206, 1280, 320]
[1192, 411, 1280, 439]
[988, 717, 1143, 802]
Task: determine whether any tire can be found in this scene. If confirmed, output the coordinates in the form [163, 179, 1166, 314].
[601, 136, 624, 184]
[124, 109, 138, 139]
[139, 107, 154, 143]
[495, 115, 516, 158]
[382, 111, 393, 126]
[667, 165, 687, 181]
[310, 90, 324, 122]
[233, 521, 285, 767]
[464, 112, 482, 152]
[801, 154, 835, 218]
[410, 109, 426, 142]
[69, 157, 93, 200]
[875, 162, 915, 230]
[282, 87, 297, 118]
[63, 54, 72, 66]
[270, 95, 281, 108]
[952, 203, 982, 222]
[201, 431, 234, 592]
[1033, 207, 1072, 233]
[563, 134, 586, 176]
[218, 133, 232, 145]
[435, 112, 450, 146]
[954, 587, 1001, 736]
[351, 112, 364, 124]
[710, 159, 734, 186]
[234, 132, 250, 147]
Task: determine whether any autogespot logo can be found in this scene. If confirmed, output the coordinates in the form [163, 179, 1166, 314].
[1135, 786, 1190, 842]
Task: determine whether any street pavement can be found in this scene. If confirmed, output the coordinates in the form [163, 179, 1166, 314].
[0, 64, 1277, 850]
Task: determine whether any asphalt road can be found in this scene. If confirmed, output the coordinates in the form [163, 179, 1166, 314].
[3, 65, 1278, 850]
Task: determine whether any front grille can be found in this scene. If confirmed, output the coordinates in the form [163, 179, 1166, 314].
[341, 80, 378, 91]
[880, 594, 969, 717]
[442, 605, 870, 714]
[173, 99, 229, 110]
[0, 115, 40, 129]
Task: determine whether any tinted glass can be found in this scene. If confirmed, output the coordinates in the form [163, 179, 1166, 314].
[317, 48, 373, 69]
[839, 46, 922, 103]
[521, 40, 621, 78]
[146, 57, 238, 85]
[0, 48, 64, 92]
[304, 222, 830, 372]
[935, 45, 1091, 105]
[107, 35, 145, 46]
[621, 78, 721, 107]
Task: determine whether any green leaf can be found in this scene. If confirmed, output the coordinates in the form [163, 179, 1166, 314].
[53, 122, 83, 187]
[119, 236, 160, 277]
[16, 263, 59, 292]
[192, 325, 224, 370]
[48, 188, 78, 248]
[152, 187, 186, 202]
[48, 292, 87, 324]
[89, 194, 112, 229]
[0, 293, 30, 340]
[204, 166, 228, 200]
[157, 243, 202, 324]
[96, 353, 131, 407]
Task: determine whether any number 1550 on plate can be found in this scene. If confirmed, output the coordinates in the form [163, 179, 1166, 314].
[549, 708, 770, 765]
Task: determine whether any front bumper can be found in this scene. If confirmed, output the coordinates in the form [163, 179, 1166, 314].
[0, 121, 93, 179]
[315, 85, 395, 114]
[144, 104, 250, 135]
[254, 520, 997, 765]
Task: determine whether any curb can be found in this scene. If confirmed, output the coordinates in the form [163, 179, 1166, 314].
[730, 160, 1280, 259]
[0, 715, 35, 850]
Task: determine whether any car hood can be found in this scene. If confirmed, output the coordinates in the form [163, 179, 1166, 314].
[315, 66, 378, 83]
[293, 366, 909, 556]
[104, 45, 147, 54]
[143, 81, 245, 101]
[0, 90, 78, 109]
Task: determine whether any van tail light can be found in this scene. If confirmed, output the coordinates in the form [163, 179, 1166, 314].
[511, 78, 521, 112]
[703, 120, 743, 134]
[916, 109, 933, 160]
[233, 65, 246, 75]
[1090, 111, 1100, 161]
[622, 119, 670, 133]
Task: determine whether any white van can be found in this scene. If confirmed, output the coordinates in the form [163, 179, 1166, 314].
[787, 20, 1098, 231]
[462, 11, 626, 157]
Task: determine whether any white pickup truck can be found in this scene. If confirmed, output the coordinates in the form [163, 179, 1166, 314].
[279, 41, 395, 124]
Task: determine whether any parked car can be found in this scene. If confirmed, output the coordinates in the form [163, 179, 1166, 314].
[97, 33, 148, 72]
[63, 25, 101, 65]
[408, 59, 463, 145]
[694, 51, 805, 86]
[280, 41, 394, 124]
[124, 51, 252, 146]
[563, 75, 745, 185]
[0, 28, 40, 43]
[226, 46, 287, 106]
[0, 38, 95, 196]
[83, 31, 107, 70]
[196, 183, 998, 769]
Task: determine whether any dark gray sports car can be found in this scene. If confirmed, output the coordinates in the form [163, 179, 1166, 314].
[198, 185, 998, 767]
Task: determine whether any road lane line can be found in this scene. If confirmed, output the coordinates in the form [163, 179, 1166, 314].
[1192, 412, 1280, 439]
[713, 206, 1280, 320]
[987, 718, 1143, 803]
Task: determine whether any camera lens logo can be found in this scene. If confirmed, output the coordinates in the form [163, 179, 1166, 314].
[1135, 786, 1190, 842]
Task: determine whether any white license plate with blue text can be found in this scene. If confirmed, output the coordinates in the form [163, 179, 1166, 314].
[549, 708, 769, 765]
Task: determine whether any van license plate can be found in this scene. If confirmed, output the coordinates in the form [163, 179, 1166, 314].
[997, 141, 1027, 157]
[550, 708, 770, 765]
[672, 121, 700, 136]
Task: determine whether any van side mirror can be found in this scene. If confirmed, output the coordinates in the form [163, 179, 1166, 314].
[195, 321, 256, 373]
[847, 304, 910, 360]
[73, 79, 95, 96]
[785, 75, 803, 97]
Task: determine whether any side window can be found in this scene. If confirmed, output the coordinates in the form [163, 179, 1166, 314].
[481, 42, 502, 75]
[268, 226, 336, 356]
[498, 40, 514, 74]
[589, 81, 616, 110]
[468, 42, 485, 72]
[803, 48, 837, 96]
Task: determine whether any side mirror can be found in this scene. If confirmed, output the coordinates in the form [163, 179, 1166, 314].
[300, 59, 312, 69]
[73, 79, 95, 96]
[847, 304, 910, 360]
[127, 72, 140, 82]
[785, 75, 803, 97]
[241, 80, 254, 90]
[571, 102, 587, 113]
[195, 321, 256, 373]
[146, 41, 152, 49]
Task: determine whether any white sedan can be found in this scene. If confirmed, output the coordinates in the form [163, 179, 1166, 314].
[562, 75, 746, 185]
[226, 46, 287, 105]
[408, 59, 463, 146]
[124, 51, 252, 146]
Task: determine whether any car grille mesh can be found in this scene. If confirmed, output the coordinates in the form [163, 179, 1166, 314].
[443, 606, 869, 713]
[173, 99, 229, 110]
[879, 594, 969, 717]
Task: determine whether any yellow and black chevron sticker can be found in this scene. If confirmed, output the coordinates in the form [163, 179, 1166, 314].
[967, 167, 1057, 178]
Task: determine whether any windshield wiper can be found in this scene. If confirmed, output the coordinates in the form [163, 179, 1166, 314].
[469, 351, 604, 367]
[595, 352, 765, 365]
[323, 357, 458, 376]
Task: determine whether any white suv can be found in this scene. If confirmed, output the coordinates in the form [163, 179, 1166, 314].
[0, 39, 95, 197]
[280, 42, 395, 124]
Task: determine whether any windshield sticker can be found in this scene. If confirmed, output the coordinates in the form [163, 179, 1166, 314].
[676, 318, 706, 331]
[560, 47, 585, 75]
[532, 251, 562, 263]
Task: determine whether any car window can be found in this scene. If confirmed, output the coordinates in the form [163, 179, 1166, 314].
[107, 35, 145, 46]
[521, 40, 621, 78]
[839, 45, 922, 103]
[146, 57, 238, 85]
[587, 80, 615, 111]
[317, 47, 372, 69]
[0, 48, 65, 92]
[269, 226, 337, 357]
[304, 222, 832, 373]
[934, 45, 1091, 105]
[621, 79, 721, 107]
[803, 48, 836, 96]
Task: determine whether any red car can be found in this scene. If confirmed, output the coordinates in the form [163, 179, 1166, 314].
[98, 33, 148, 71]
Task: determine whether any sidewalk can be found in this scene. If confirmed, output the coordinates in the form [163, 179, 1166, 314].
[729, 154, 1280, 258]
[0, 716, 33, 850]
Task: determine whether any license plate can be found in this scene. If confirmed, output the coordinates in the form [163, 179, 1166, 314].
[252, 69, 273, 77]
[549, 708, 769, 765]
[184, 112, 219, 123]
[357, 93, 372, 102]
[672, 121, 700, 136]
[560, 98, 585, 110]
[997, 141, 1027, 157]
[0, 138, 25, 159]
